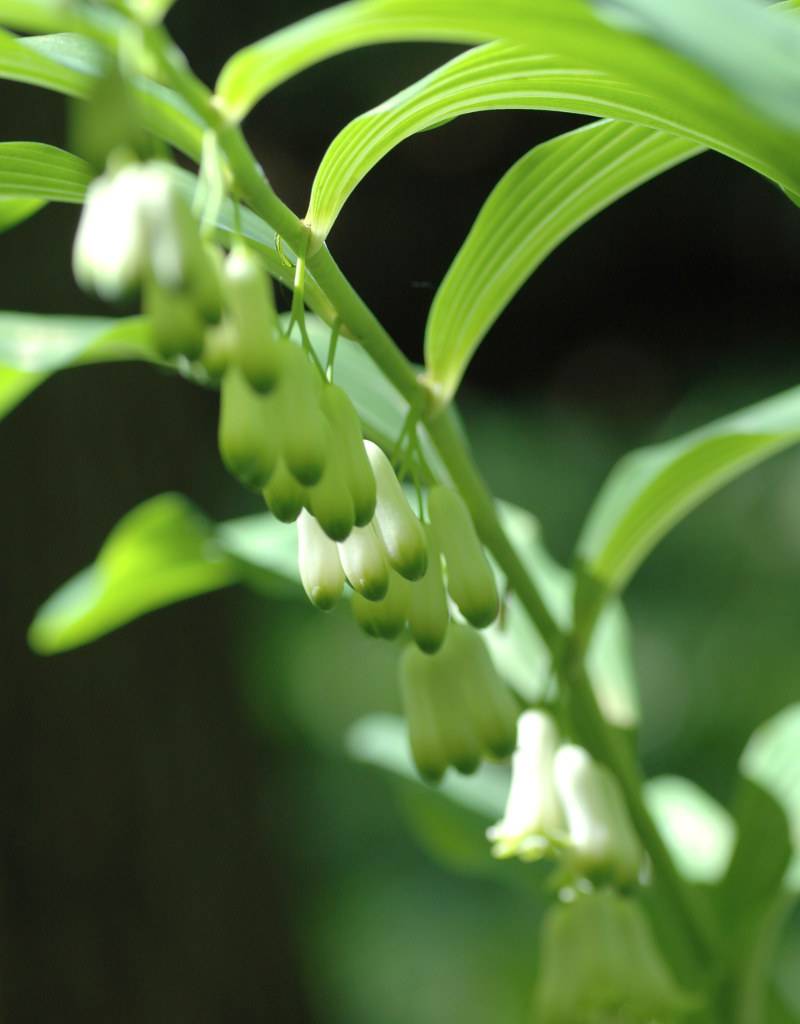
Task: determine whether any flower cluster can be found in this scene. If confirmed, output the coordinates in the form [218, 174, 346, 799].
[73, 160, 222, 361]
[399, 623, 519, 781]
[488, 710, 642, 889]
[533, 890, 695, 1024]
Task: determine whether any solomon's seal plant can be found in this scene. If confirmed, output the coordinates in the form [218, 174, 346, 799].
[3, 0, 800, 1020]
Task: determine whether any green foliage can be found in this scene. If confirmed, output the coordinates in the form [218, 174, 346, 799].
[0, 312, 153, 420]
[574, 386, 800, 634]
[424, 119, 698, 401]
[2, 0, 800, 1018]
[29, 493, 236, 654]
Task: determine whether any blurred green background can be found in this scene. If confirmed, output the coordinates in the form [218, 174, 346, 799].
[2, 1, 800, 1020]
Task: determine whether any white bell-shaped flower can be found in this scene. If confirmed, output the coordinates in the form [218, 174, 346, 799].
[487, 710, 564, 861]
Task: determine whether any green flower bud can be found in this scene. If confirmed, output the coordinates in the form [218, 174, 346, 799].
[277, 343, 329, 487]
[407, 525, 449, 654]
[400, 636, 482, 777]
[303, 416, 356, 541]
[200, 320, 236, 381]
[263, 459, 306, 523]
[297, 509, 345, 611]
[399, 662, 447, 783]
[364, 440, 427, 580]
[533, 892, 696, 1024]
[144, 277, 205, 360]
[337, 522, 389, 600]
[223, 244, 282, 392]
[352, 570, 409, 641]
[190, 241, 224, 324]
[72, 166, 147, 300]
[487, 710, 564, 861]
[553, 745, 642, 888]
[218, 367, 279, 489]
[320, 385, 376, 527]
[428, 485, 499, 628]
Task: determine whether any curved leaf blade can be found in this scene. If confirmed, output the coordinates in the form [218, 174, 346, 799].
[424, 119, 699, 400]
[574, 385, 800, 629]
[0, 141, 91, 202]
[217, 0, 800, 192]
[0, 195, 43, 232]
[29, 493, 236, 654]
[0, 313, 153, 421]
[0, 32, 204, 160]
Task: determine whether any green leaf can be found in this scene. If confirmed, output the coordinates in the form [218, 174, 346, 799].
[0, 32, 204, 160]
[644, 774, 736, 885]
[592, 0, 800, 130]
[0, 0, 89, 33]
[424, 119, 698, 400]
[486, 502, 640, 728]
[0, 141, 91, 203]
[574, 384, 800, 632]
[740, 703, 800, 890]
[29, 493, 237, 654]
[307, 44, 703, 242]
[0, 313, 153, 421]
[216, 0, 800, 192]
[0, 195, 43, 232]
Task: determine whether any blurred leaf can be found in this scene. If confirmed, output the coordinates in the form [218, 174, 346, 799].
[739, 703, 800, 890]
[593, 0, 800, 130]
[0, 0, 84, 33]
[215, 513, 300, 593]
[216, 0, 800, 193]
[0, 32, 204, 160]
[487, 502, 640, 727]
[308, 43, 701, 242]
[0, 313, 154, 421]
[0, 195, 43, 232]
[716, 778, 795, 1023]
[644, 774, 736, 885]
[574, 384, 800, 634]
[29, 494, 236, 654]
[0, 25, 86, 94]
[0, 141, 91, 203]
[347, 712, 508, 819]
[425, 119, 698, 401]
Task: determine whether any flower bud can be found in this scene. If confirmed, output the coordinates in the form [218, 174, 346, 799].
[553, 745, 642, 888]
[400, 643, 481, 779]
[487, 710, 564, 861]
[200, 320, 236, 381]
[533, 892, 695, 1023]
[352, 570, 409, 640]
[440, 623, 517, 758]
[428, 485, 498, 628]
[223, 243, 282, 392]
[304, 440, 356, 541]
[320, 385, 376, 526]
[399, 662, 447, 783]
[190, 241, 224, 324]
[72, 166, 147, 300]
[364, 441, 427, 580]
[218, 367, 279, 489]
[277, 343, 328, 487]
[337, 522, 389, 600]
[297, 509, 345, 611]
[407, 525, 449, 654]
[263, 459, 306, 522]
[400, 624, 515, 780]
[144, 277, 205, 360]
[138, 165, 196, 291]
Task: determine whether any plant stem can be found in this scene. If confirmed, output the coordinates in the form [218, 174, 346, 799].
[142, 20, 713, 977]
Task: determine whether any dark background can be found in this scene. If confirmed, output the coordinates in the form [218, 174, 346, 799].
[2, 2, 800, 1021]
